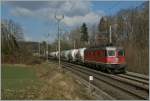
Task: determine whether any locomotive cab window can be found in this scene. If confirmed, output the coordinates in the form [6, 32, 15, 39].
[107, 50, 115, 56]
[118, 50, 125, 56]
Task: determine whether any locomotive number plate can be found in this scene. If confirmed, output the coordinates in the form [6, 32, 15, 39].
[115, 58, 119, 62]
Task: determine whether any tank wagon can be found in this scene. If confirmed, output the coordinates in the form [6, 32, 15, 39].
[64, 50, 70, 61]
[75, 48, 86, 63]
[68, 49, 78, 62]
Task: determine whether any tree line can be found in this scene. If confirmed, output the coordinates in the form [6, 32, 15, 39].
[1, 19, 44, 64]
[50, 1, 149, 74]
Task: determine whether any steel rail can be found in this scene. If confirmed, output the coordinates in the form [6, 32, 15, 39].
[117, 74, 149, 85]
[125, 71, 149, 80]
[63, 65, 115, 100]
[63, 65, 134, 99]
[64, 62, 149, 90]
[62, 62, 149, 100]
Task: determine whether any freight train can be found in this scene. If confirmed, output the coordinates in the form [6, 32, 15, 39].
[49, 45, 126, 74]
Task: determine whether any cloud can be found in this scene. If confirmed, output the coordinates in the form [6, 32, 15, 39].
[8, 0, 90, 16]
[59, 0, 91, 17]
[10, 0, 104, 27]
[6, 1, 53, 10]
[63, 12, 101, 27]
[24, 35, 32, 41]
[11, 7, 34, 17]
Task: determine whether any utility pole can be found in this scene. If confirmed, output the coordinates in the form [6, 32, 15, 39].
[56, 46, 57, 51]
[55, 14, 64, 68]
[74, 40, 76, 49]
[47, 39, 49, 61]
[44, 33, 50, 62]
[39, 41, 40, 56]
[109, 25, 112, 44]
[47, 34, 50, 62]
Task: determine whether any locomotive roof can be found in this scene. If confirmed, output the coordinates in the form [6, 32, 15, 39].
[85, 46, 124, 51]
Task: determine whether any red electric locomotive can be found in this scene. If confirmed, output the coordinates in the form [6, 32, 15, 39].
[84, 46, 126, 73]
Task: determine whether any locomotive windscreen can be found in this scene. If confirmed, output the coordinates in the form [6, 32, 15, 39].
[107, 50, 115, 56]
[118, 50, 125, 56]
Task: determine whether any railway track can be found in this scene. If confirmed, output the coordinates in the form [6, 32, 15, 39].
[118, 73, 149, 86]
[61, 62, 149, 100]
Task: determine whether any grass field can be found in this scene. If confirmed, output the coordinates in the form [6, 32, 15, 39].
[1, 62, 94, 100]
[2, 64, 37, 89]
[1, 64, 43, 99]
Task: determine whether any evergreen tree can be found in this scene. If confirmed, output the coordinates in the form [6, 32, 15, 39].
[80, 23, 88, 42]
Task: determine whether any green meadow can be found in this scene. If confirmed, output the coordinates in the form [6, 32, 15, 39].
[2, 64, 38, 89]
[1, 64, 43, 99]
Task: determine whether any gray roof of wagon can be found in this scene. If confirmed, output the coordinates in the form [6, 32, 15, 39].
[85, 46, 124, 51]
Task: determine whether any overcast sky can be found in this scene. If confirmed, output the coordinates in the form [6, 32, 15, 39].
[1, 0, 144, 42]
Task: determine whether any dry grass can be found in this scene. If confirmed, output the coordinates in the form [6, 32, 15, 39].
[2, 62, 94, 100]
[34, 62, 94, 100]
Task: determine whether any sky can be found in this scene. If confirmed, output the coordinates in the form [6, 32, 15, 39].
[1, 0, 145, 43]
